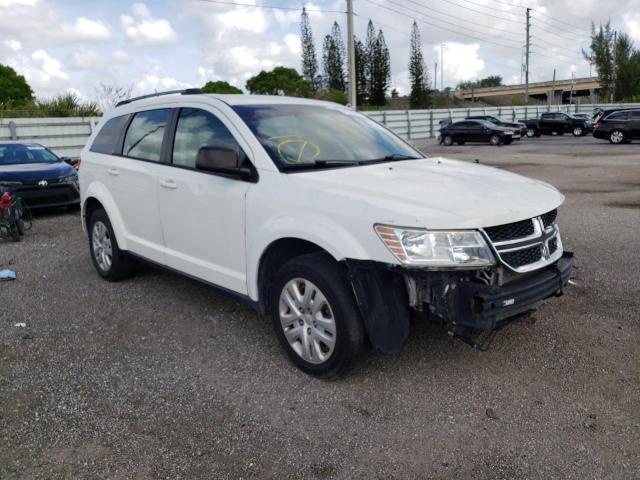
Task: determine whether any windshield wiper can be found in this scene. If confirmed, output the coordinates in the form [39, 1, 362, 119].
[364, 153, 421, 163]
[279, 159, 361, 171]
[314, 159, 362, 166]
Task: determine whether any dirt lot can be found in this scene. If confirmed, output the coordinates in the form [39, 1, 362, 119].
[1, 135, 639, 479]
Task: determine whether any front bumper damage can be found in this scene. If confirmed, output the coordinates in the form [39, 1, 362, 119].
[345, 252, 574, 354]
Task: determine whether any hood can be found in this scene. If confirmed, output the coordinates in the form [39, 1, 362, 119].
[287, 157, 564, 229]
[0, 161, 76, 183]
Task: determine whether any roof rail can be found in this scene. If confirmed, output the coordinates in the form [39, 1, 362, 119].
[115, 88, 203, 107]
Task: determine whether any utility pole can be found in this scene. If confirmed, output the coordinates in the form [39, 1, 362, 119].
[611, 31, 617, 103]
[434, 62, 438, 90]
[551, 68, 556, 106]
[440, 43, 445, 91]
[346, 0, 356, 109]
[525, 8, 531, 105]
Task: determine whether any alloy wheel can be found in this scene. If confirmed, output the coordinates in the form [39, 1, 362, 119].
[92, 221, 113, 272]
[279, 278, 336, 364]
[610, 130, 624, 144]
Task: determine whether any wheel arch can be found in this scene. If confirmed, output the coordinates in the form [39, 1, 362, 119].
[82, 183, 128, 250]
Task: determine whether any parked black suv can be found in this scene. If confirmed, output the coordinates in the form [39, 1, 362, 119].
[466, 115, 527, 137]
[523, 112, 590, 137]
[439, 120, 519, 146]
[593, 108, 640, 144]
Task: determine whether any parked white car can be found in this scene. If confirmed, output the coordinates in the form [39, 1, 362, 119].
[80, 91, 573, 377]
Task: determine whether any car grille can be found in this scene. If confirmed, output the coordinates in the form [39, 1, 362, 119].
[483, 209, 561, 272]
[484, 219, 535, 243]
[15, 184, 79, 208]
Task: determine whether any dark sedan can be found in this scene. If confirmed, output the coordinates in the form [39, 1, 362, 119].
[439, 120, 519, 146]
[466, 115, 527, 137]
[0, 142, 80, 209]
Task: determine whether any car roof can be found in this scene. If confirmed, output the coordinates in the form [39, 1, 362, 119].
[0, 141, 44, 147]
[602, 107, 640, 114]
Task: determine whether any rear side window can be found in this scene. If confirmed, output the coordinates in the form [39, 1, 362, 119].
[90, 115, 130, 154]
[123, 109, 172, 162]
[607, 111, 630, 120]
[630, 111, 640, 119]
[172, 108, 242, 169]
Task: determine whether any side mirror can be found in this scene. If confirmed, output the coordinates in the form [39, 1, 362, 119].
[196, 147, 257, 182]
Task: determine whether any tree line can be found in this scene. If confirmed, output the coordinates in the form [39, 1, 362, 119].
[583, 22, 640, 102]
[240, 10, 432, 108]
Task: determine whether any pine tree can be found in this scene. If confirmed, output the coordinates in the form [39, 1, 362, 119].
[322, 22, 345, 91]
[408, 21, 431, 109]
[364, 20, 377, 102]
[354, 37, 368, 105]
[370, 30, 391, 106]
[300, 7, 318, 90]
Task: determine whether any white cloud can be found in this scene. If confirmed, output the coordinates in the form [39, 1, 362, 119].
[121, 3, 177, 46]
[0, 0, 38, 6]
[4, 39, 22, 51]
[436, 43, 486, 84]
[32, 50, 67, 80]
[624, 13, 640, 43]
[135, 73, 192, 92]
[62, 17, 111, 41]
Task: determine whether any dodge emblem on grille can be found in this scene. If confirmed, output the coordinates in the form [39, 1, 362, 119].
[38, 180, 48, 187]
[542, 243, 550, 260]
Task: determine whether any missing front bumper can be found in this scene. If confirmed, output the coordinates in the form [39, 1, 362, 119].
[345, 252, 574, 354]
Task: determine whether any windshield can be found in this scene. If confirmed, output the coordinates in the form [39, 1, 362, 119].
[0, 144, 59, 166]
[232, 104, 423, 170]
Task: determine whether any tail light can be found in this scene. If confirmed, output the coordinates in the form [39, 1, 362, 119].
[594, 121, 601, 129]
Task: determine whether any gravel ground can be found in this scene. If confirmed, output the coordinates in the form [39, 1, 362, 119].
[1, 135, 639, 479]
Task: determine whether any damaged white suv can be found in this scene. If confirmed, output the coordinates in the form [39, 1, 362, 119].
[80, 91, 573, 377]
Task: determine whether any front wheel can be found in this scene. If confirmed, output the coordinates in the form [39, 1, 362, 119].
[88, 209, 135, 281]
[270, 252, 365, 378]
[609, 130, 625, 144]
[573, 127, 584, 137]
[489, 134, 502, 146]
[442, 135, 454, 146]
[526, 128, 536, 137]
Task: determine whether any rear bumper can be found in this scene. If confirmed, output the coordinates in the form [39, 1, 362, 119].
[15, 184, 80, 208]
[346, 252, 574, 354]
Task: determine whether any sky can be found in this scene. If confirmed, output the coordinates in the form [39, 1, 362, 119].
[1, 0, 639, 102]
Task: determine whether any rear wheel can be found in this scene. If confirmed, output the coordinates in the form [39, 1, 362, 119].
[573, 126, 584, 137]
[270, 252, 365, 378]
[88, 209, 135, 281]
[526, 128, 536, 137]
[490, 134, 502, 146]
[609, 130, 625, 144]
[442, 135, 454, 146]
[534, 130, 542, 137]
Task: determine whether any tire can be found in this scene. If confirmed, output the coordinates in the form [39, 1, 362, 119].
[490, 134, 502, 146]
[526, 128, 536, 137]
[457, 141, 466, 145]
[609, 130, 625, 144]
[534, 130, 542, 137]
[572, 126, 584, 137]
[17, 219, 25, 236]
[442, 135, 454, 146]
[270, 252, 365, 378]
[88, 209, 135, 281]
[9, 225, 20, 242]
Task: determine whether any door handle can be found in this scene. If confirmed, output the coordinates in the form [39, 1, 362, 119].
[107, 167, 119, 176]
[160, 178, 178, 189]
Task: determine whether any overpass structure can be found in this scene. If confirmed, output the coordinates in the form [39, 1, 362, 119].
[458, 77, 602, 103]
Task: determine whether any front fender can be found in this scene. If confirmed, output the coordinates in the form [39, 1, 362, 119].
[82, 181, 128, 251]
[246, 212, 396, 301]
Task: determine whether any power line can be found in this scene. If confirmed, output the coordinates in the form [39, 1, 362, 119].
[483, 0, 589, 35]
[360, 0, 523, 51]
[531, 21, 588, 42]
[433, 0, 525, 24]
[196, 0, 346, 14]
[395, 0, 523, 40]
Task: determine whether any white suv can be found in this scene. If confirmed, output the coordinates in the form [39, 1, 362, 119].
[80, 90, 573, 377]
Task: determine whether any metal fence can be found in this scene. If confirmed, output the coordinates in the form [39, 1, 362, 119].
[2, 102, 639, 157]
[363, 103, 640, 140]
[0, 116, 100, 158]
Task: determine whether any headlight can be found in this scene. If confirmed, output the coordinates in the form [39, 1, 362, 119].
[60, 174, 78, 184]
[375, 225, 495, 268]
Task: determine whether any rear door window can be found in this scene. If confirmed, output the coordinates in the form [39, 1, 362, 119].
[630, 111, 640, 119]
[607, 111, 629, 121]
[172, 108, 243, 169]
[90, 114, 131, 155]
[123, 109, 172, 162]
